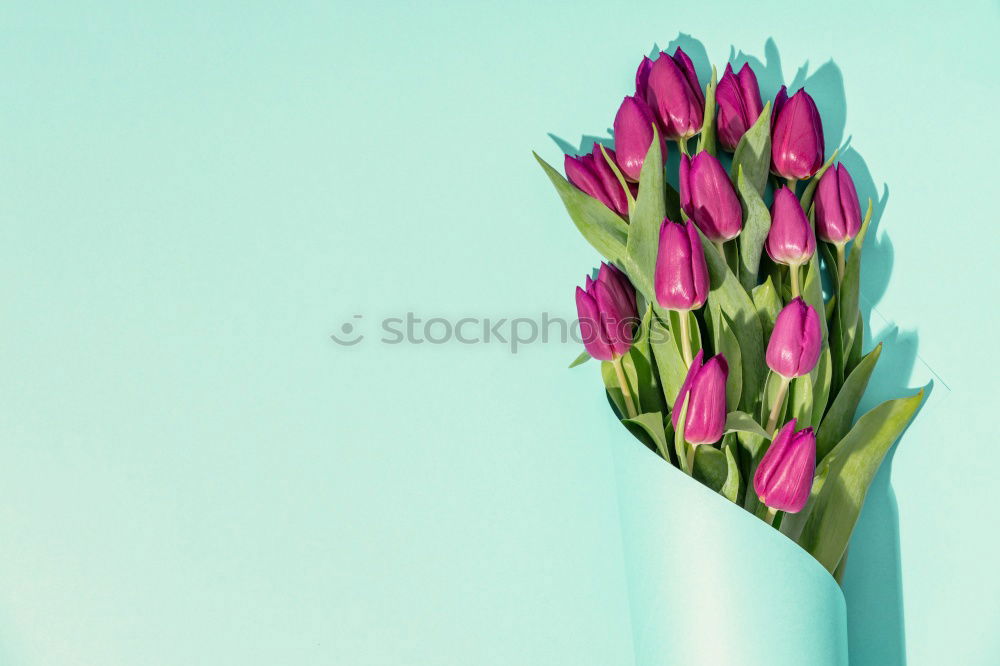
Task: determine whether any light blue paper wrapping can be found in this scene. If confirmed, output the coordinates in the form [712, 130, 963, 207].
[612, 432, 849, 666]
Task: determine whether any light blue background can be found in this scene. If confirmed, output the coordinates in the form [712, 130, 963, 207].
[1, 1, 997, 664]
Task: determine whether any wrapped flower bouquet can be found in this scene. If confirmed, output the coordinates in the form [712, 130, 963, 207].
[537, 46, 921, 589]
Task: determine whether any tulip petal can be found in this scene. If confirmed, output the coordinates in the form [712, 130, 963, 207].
[754, 421, 816, 513]
[766, 186, 815, 265]
[589, 144, 629, 215]
[771, 86, 788, 132]
[814, 165, 845, 242]
[796, 303, 822, 377]
[672, 349, 704, 429]
[672, 47, 705, 106]
[654, 219, 709, 311]
[576, 286, 613, 361]
[598, 262, 637, 324]
[766, 298, 821, 378]
[614, 95, 661, 181]
[687, 151, 742, 242]
[684, 353, 728, 445]
[771, 89, 825, 180]
[565, 153, 614, 211]
[686, 221, 710, 306]
[635, 55, 653, 99]
[678, 153, 692, 214]
[593, 280, 634, 357]
[836, 165, 862, 239]
[736, 63, 764, 126]
[715, 64, 746, 151]
[646, 52, 703, 140]
[576, 287, 614, 361]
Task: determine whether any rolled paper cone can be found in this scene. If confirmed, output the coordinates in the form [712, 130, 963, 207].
[610, 427, 848, 666]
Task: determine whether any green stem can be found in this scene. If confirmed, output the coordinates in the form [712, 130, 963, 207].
[765, 374, 791, 435]
[789, 263, 801, 299]
[835, 243, 847, 286]
[612, 355, 637, 419]
[786, 177, 798, 193]
[677, 311, 694, 367]
[677, 137, 689, 157]
[713, 239, 725, 259]
[764, 507, 778, 526]
[685, 444, 696, 477]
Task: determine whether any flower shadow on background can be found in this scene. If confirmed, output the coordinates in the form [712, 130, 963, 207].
[552, 34, 925, 666]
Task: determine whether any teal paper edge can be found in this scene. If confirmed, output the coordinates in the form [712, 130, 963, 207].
[611, 426, 848, 666]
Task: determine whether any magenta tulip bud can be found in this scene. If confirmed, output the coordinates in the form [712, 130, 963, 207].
[715, 63, 764, 151]
[754, 419, 816, 513]
[564, 153, 611, 211]
[679, 152, 743, 242]
[814, 164, 862, 245]
[575, 262, 638, 361]
[766, 297, 821, 378]
[654, 218, 709, 312]
[613, 95, 666, 181]
[644, 47, 704, 140]
[672, 350, 728, 445]
[771, 86, 825, 180]
[766, 186, 815, 266]
[564, 144, 629, 216]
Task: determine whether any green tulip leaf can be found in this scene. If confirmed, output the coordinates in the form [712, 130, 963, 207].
[795, 390, 925, 573]
[674, 394, 691, 474]
[599, 144, 636, 216]
[789, 374, 813, 425]
[623, 126, 666, 302]
[535, 152, 628, 262]
[624, 411, 672, 463]
[693, 445, 727, 491]
[846, 316, 864, 376]
[739, 431, 767, 515]
[607, 350, 662, 420]
[735, 165, 772, 292]
[731, 405, 771, 510]
[696, 67, 718, 157]
[819, 242, 840, 286]
[838, 198, 873, 359]
[802, 242, 829, 347]
[724, 411, 771, 439]
[624, 304, 667, 414]
[600, 361, 628, 418]
[569, 350, 591, 368]
[730, 101, 772, 195]
[716, 310, 743, 411]
[720, 445, 741, 503]
[649, 311, 688, 408]
[824, 291, 837, 323]
[696, 226, 766, 415]
[810, 347, 833, 429]
[828, 300, 846, 395]
[751, 277, 782, 342]
[833, 548, 850, 584]
[668, 308, 703, 361]
[815, 343, 882, 461]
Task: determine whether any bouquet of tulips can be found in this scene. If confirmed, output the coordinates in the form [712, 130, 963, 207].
[536, 47, 922, 579]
